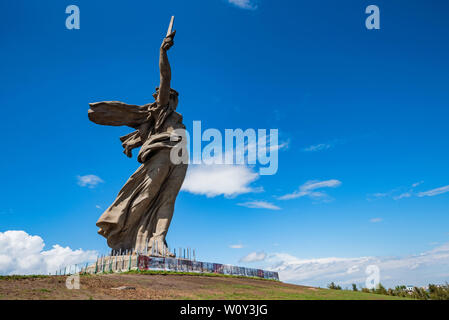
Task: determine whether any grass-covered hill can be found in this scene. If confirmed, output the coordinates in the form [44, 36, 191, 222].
[0, 272, 409, 300]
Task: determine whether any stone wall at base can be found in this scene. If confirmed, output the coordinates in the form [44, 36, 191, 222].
[83, 254, 279, 281]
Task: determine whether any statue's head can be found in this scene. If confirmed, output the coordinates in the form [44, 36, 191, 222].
[153, 87, 179, 109]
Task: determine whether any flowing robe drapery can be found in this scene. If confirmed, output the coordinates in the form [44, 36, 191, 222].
[88, 101, 187, 252]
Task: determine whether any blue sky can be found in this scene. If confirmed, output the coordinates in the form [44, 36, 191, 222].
[1, 0, 448, 287]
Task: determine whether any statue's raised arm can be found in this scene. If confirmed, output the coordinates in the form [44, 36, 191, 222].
[157, 17, 176, 107]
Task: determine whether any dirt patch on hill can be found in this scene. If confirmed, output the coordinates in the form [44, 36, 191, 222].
[0, 274, 305, 300]
[0, 273, 406, 300]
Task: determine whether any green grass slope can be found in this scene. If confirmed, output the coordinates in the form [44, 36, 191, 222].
[0, 272, 410, 300]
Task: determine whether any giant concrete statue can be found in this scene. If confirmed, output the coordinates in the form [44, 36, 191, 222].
[88, 17, 186, 256]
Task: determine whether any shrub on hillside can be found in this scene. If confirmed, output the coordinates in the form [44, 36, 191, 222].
[327, 282, 342, 290]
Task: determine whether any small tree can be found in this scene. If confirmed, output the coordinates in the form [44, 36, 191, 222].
[411, 287, 429, 300]
[428, 283, 449, 300]
[352, 283, 358, 291]
[375, 283, 388, 295]
[328, 282, 342, 290]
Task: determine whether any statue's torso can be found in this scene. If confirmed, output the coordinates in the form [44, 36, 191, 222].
[137, 106, 185, 164]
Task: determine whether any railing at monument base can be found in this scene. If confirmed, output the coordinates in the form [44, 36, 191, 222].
[137, 255, 279, 280]
[79, 254, 279, 281]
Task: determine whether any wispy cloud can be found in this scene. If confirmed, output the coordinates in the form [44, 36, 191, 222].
[370, 218, 383, 223]
[369, 182, 449, 201]
[412, 181, 424, 188]
[393, 192, 411, 200]
[302, 138, 346, 153]
[302, 143, 332, 152]
[245, 134, 289, 157]
[240, 251, 266, 263]
[418, 185, 449, 197]
[278, 179, 342, 201]
[369, 192, 389, 199]
[181, 165, 259, 198]
[229, 244, 244, 249]
[227, 0, 257, 10]
[238, 201, 280, 210]
[77, 174, 104, 188]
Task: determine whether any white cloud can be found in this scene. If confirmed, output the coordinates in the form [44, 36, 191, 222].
[303, 143, 332, 152]
[258, 243, 449, 288]
[245, 133, 289, 157]
[370, 218, 383, 223]
[0, 231, 97, 275]
[240, 251, 267, 263]
[371, 183, 449, 200]
[262, 140, 289, 153]
[229, 244, 244, 249]
[346, 265, 360, 274]
[412, 181, 424, 188]
[368, 180, 449, 201]
[237, 201, 280, 210]
[77, 174, 104, 188]
[418, 185, 449, 197]
[368, 181, 424, 201]
[393, 192, 411, 200]
[227, 0, 257, 10]
[369, 192, 389, 199]
[181, 165, 259, 198]
[278, 179, 342, 201]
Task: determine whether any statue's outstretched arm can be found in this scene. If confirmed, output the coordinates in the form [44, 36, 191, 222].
[157, 30, 176, 107]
